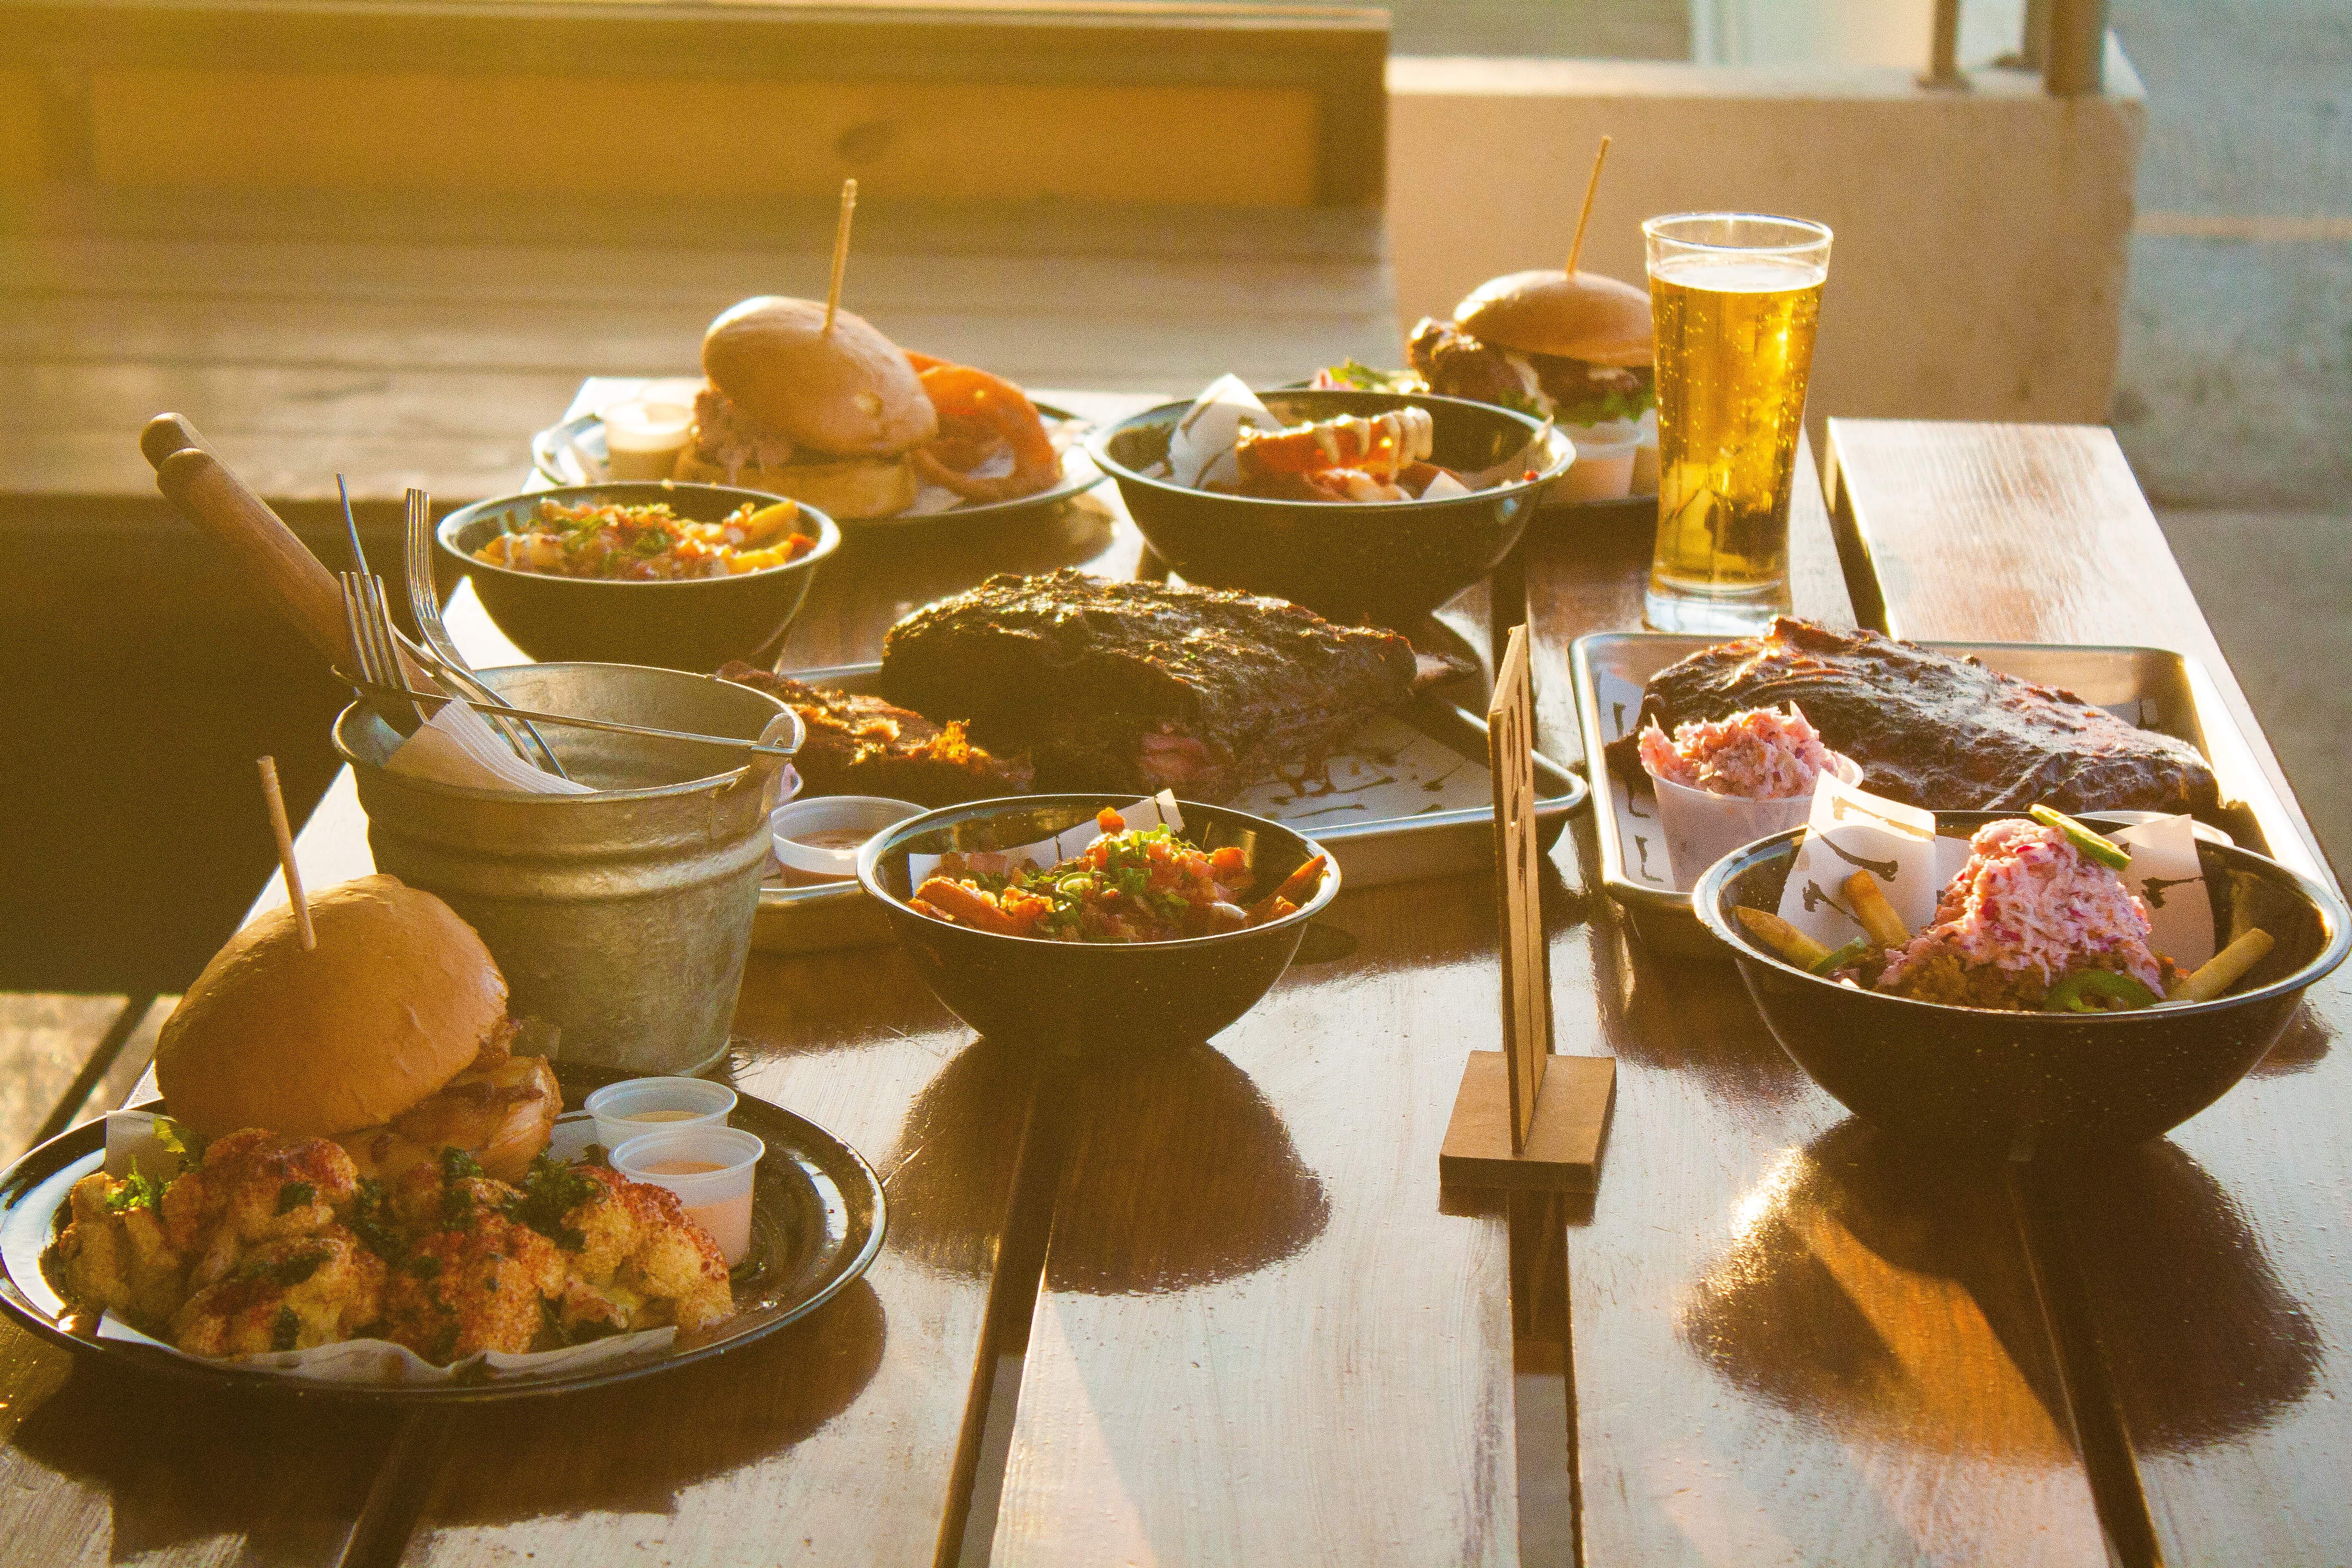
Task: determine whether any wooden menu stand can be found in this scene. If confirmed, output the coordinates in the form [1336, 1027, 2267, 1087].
[1439, 625, 1616, 1191]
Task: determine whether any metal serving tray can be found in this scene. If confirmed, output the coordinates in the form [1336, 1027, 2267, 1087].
[752, 662, 1589, 954]
[1571, 633, 2290, 954]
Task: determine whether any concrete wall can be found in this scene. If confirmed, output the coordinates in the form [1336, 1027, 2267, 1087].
[1386, 50, 2146, 444]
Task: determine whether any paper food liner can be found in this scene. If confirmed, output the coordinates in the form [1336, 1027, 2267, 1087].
[1647, 753, 1861, 890]
[1164, 375, 1286, 490]
[1769, 772, 2215, 970]
[901, 413, 1084, 515]
[907, 791, 1183, 884]
[88, 1111, 672, 1387]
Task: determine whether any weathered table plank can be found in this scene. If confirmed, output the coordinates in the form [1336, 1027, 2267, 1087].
[1525, 456, 2119, 1566]
[1830, 417, 2352, 1567]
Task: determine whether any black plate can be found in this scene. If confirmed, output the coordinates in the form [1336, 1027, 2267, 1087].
[0, 1070, 885, 1403]
[532, 404, 1106, 525]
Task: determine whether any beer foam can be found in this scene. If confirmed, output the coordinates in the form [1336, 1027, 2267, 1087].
[1651, 254, 1827, 292]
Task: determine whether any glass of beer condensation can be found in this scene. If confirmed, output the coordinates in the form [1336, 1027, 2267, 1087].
[1641, 214, 1832, 633]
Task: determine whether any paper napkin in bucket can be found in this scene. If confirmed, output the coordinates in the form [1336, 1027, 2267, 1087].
[385, 698, 595, 794]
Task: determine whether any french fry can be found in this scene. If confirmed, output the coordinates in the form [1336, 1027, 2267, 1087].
[1842, 871, 1909, 949]
[912, 876, 1024, 936]
[1248, 855, 1326, 923]
[1735, 907, 1833, 970]
[2167, 927, 2274, 1003]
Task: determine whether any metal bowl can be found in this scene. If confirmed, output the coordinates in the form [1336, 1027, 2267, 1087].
[857, 795, 1340, 1052]
[1694, 811, 2351, 1153]
[439, 482, 841, 672]
[1085, 389, 1571, 625]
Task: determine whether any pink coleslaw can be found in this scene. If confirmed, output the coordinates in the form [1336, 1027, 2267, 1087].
[1637, 703, 1839, 801]
[1877, 820, 2162, 992]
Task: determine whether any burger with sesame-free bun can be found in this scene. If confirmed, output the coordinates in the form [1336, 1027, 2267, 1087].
[151, 874, 559, 1184]
[672, 296, 941, 520]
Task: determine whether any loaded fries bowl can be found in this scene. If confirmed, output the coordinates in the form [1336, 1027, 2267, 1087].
[1086, 389, 1570, 625]
[438, 482, 841, 671]
[1695, 810, 2350, 1152]
[858, 796, 1340, 1053]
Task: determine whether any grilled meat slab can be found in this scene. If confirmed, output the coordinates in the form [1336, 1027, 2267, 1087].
[716, 664, 1033, 806]
[879, 570, 1420, 801]
[1603, 618, 2221, 817]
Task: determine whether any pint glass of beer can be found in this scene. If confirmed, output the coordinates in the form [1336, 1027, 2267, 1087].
[1641, 214, 1832, 633]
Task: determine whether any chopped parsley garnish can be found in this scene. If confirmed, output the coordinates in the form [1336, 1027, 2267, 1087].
[350, 1178, 401, 1263]
[153, 1117, 205, 1172]
[438, 1146, 486, 1183]
[275, 1180, 315, 1215]
[504, 1153, 600, 1253]
[105, 1160, 165, 1215]
[271, 1308, 301, 1352]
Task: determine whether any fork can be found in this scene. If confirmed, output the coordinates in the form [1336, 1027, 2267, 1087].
[402, 487, 568, 777]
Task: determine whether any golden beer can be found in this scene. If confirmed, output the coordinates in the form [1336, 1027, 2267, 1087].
[1642, 216, 1831, 633]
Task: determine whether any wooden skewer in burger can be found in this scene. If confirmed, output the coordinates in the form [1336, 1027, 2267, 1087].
[674, 179, 1062, 518]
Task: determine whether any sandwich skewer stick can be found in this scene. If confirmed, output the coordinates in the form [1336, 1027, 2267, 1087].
[823, 177, 858, 335]
[1565, 134, 1611, 276]
[257, 755, 315, 951]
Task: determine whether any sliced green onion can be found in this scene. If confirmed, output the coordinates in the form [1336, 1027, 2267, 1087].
[2028, 804, 2133, 872]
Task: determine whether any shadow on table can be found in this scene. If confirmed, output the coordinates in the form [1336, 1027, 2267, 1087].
[415, 1277, 887, 1527]
[5, 1338, 402, 1564]
[2034, 1137, 2322, 1453]
[885, 1032, 1329, 1295]
[1678, 1119, 2316, 1458]
[2247, 998, 2334, 1075]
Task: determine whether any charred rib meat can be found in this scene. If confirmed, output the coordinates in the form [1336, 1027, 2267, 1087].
[878, 570, 1420, 801]
[717, 664, 1035, 806]
[1603, 618, 2220, 817]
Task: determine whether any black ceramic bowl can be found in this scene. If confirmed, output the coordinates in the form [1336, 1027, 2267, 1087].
[1086, 389, 1572, 624]
[438, 482, 842, 672]
[857, 795, 1341, 1052]
[1695, 811, 2351, 1153]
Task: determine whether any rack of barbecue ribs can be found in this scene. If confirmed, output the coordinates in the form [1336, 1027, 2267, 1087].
[1601, 618, 2220, 817]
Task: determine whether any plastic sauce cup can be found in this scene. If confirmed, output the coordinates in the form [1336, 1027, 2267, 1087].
[771, 796, 925, 880]
[1552, 422, 1642, 503]
[584, 1077, 737, 1153]
[610, 1125, 764, 1267]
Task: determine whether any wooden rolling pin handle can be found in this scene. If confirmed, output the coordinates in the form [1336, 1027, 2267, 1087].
[139, 412, 213, 471]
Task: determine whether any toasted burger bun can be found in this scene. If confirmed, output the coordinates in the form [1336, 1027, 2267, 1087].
[1453, 270, 1654, 367]
[673, 448, 917, 521]
[154, 874, 508, 1139]
[702, 296, 938, 458]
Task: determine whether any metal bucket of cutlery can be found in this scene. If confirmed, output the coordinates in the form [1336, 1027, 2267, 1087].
[334, 663, 799, 1076]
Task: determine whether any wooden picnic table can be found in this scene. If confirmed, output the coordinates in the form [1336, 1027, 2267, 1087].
[4, 364, 2349, 1559]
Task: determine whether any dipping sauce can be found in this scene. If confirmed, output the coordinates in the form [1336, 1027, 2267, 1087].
[646, 1160, 752, 1264]
[788, 827, 878, 852]
[626, 1109, 702, 1123]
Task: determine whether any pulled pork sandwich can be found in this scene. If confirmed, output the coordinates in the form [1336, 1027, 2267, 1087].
[674, 295, 940, 520]
[153, 874, 558, 1185]
[1407, 269, 1655, 429]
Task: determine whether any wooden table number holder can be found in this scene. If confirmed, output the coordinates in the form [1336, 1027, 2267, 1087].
[1439, 625, 1616, 1191]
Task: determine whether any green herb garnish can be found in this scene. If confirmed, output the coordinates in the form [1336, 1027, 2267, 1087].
[105, 1159, 165, 1215]
[271, 1308, 301, 1352]
[275, 1181, 315, 1215]
[504, 1152, 600, 1253]
[438, 1146, 486, 1183]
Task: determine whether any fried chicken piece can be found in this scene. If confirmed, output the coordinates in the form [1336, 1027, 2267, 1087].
[337, 1029, 560, 1186]
[160, 1129, 359, 1291]
[381, 1214, 567, 1362]
[558, 1166, 732, 1331]
[168, 1230, 386, 1358]
[42, 1171, 189, 1335]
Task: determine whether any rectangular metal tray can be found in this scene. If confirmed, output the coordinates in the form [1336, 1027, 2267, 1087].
[752, 663, 1589, 954]
[1571, 632, 2298, 954]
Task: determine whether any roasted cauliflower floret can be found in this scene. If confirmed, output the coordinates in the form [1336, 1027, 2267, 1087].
[381, 1214, 565, 1362]
[385, 1156, 520, 1236]
[558, 1166, 732, 1332]
[42, 1170, 189, 1334]
[161, 1129, 358, 1289]
[553, 1276, 631, 1342]
[168, 1230, 385, 1358]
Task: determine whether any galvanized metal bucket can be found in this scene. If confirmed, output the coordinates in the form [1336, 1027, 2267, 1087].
[334, 663, 798, 1076]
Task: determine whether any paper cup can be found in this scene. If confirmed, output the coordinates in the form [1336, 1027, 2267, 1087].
[771, 795, 925, 880]
[1547, 419, 1641, 503]
[1649, 753, 1861, 890]
[584, 1076, 737, 1151]
[611, 1125, 763, 1267]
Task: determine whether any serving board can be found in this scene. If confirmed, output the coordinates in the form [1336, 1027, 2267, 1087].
[751, 662, 1589, 954]
[1572, 633, 2283, 953]
[0, 1068, 884, 1403]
